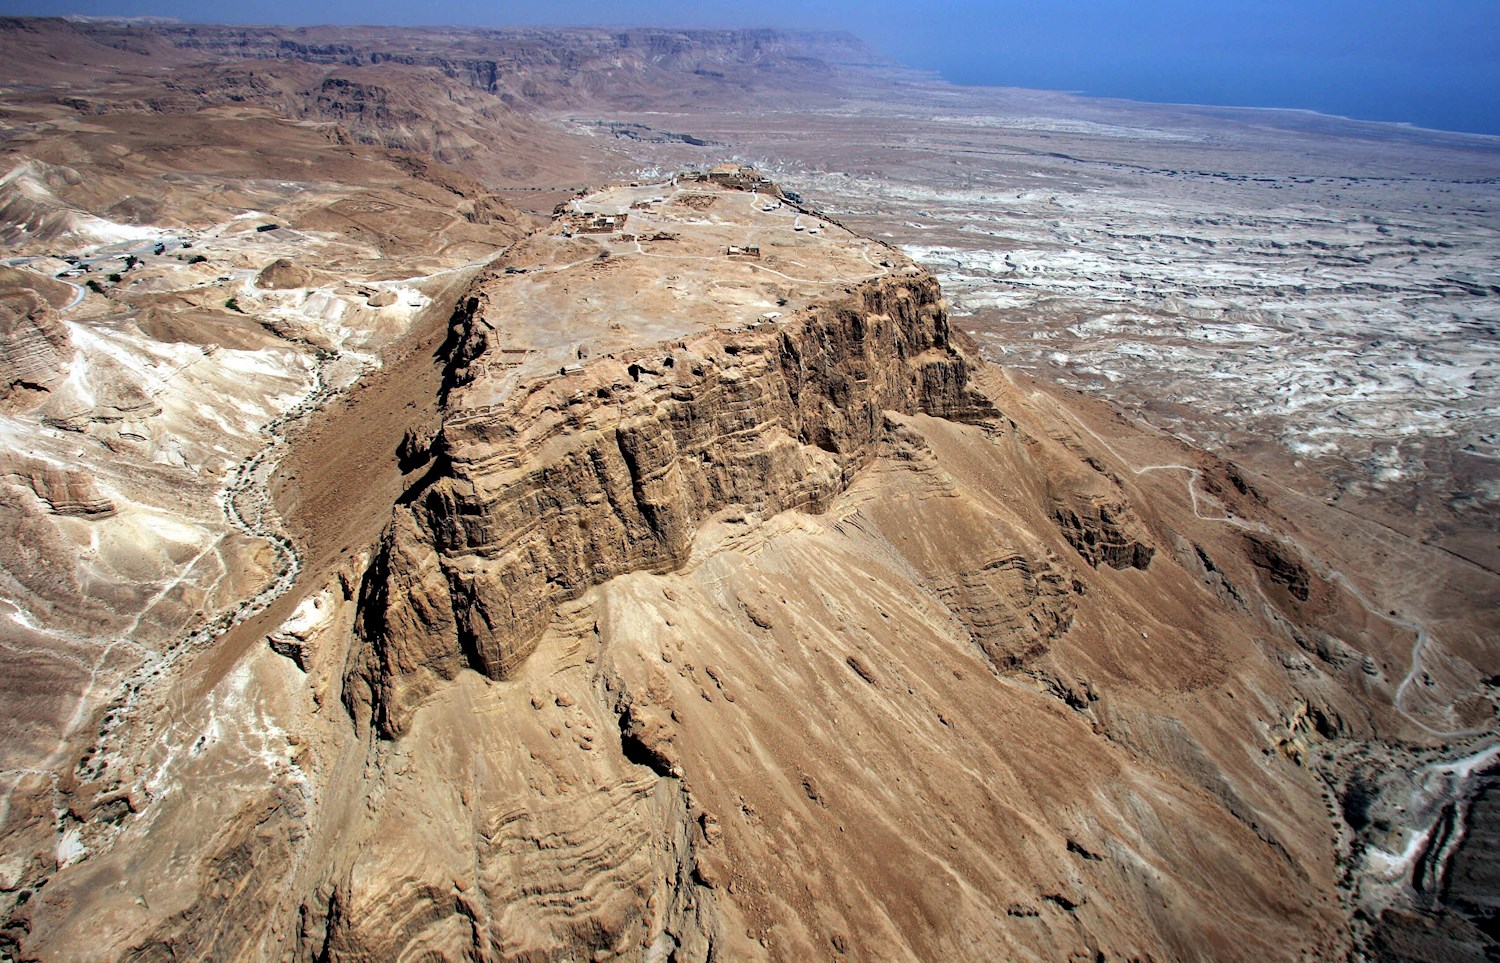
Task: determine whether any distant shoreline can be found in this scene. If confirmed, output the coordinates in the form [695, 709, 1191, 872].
[914, 74, 1500, 145]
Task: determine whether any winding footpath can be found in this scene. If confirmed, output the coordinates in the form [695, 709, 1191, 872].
[1062, 407, 1488, 741]
[1026, 375, 1498, 932]
[64, 343, 360, 863]
[1, 237, 501, 870]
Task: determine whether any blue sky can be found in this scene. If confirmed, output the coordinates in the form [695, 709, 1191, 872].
[10, 0, 1500, 135]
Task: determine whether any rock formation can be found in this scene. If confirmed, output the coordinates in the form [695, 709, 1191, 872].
[1050, 486, 1155, 571]
[0, 18, 1494, 963]
[0, 455, 116, 518]
[255, 257, 315, 290]
[0, 272, 70, 411]
[350, 271, 995, 736]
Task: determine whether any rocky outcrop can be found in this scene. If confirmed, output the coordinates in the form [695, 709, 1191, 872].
[1051, 489, 1155, 571]
[255, 257, 313, 290]
[931, 551, 1077, 669]
[0, 282, 70, 411]
[1243, 533, 1311, 602]
[2, 454, 116, 517]
[117, 785, 306, 963]
[346, 271, 995, 736]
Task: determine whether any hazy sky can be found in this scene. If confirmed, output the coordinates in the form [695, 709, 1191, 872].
[10, 0, 1500, 135]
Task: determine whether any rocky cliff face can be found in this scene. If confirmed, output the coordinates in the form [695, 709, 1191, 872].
[71, 23, 866, 116]
[292, 254, 1353, 961]
[2, 174, 1414, 960]
[0, 455, 116, 518]
[347, 272, 996, 736]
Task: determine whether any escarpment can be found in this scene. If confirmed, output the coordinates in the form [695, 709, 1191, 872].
[347, 271, 996, 736]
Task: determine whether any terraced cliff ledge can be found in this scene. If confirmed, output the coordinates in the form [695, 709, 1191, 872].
[347, 171, 995, 736]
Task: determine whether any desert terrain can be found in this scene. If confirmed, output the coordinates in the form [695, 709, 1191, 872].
[579, 79, 1500, 568]
[0, 18, 1494, 961]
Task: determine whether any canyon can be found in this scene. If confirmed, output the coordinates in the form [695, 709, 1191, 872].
[0, 18, 1495, 961]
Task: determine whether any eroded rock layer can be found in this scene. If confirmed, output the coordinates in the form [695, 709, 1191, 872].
[282, 194, 1368, 959]
[349, 271, 995, 736]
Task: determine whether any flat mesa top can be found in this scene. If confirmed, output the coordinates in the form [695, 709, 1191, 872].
[450, 174, 902, 411]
